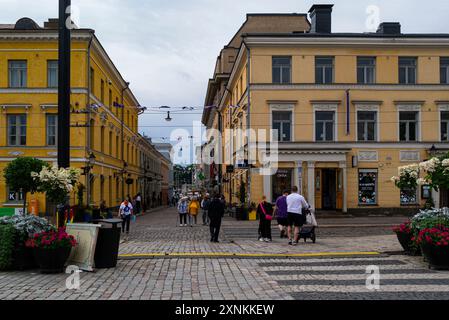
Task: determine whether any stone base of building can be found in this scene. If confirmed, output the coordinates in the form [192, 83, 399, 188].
[347, 207, 420, 217]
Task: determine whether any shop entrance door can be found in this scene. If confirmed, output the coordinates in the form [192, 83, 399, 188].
[322, 169, 337, 210]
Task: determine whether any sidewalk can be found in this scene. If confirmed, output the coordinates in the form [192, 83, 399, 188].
[118, 207, 403, 257]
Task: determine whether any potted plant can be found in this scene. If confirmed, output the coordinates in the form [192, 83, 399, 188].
[0, 214, 53, 270]
[3, 157, 48, 215]
[25, 227, 77, 274]
[416, 226, 449, 270]
[393, 221, 420, 256]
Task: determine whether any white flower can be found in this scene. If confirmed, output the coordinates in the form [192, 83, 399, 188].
[443, 159, 449, 167]
[416, 178, 428, 185]
[391, 176, 400, 183]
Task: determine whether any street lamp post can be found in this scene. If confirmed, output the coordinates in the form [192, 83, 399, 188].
[58, 0, 71, 169]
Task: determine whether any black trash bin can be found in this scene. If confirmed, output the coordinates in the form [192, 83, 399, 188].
[93, 219, 122, 269]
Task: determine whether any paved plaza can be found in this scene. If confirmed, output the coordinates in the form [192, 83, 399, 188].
[1, 208, 449, 300]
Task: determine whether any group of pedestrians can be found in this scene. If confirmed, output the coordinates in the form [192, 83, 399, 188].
[258, 186, 311, 246]
[177, 192, 225, 243]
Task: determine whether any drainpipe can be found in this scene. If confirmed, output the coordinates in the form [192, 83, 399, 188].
[86, 33, 94, 207]
[121, 82, 130, 201]
[245, 44, 252, 207]
[346, 89, 350, 135]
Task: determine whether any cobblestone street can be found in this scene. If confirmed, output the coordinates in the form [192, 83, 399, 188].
[1, 207, 448, 300]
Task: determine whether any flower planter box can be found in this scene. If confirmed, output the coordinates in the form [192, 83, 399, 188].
[421, 243, 449, 270]
[33, 247, 72, 274]
[12, 244, 37, 271]
[396, 231, 421, 256]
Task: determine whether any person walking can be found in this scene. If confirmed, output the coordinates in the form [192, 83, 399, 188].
[208, 193, 225, 243]
[201, 194, 211, 226]
[118, 199, 133, 239]
[286, 186, 310, 246]
[188, 196, 200, 227]
[275, 190, 290, 239]
[178, 197, 188, 227]
[134, 193, 142, 215]
[257, 196, 273, 242]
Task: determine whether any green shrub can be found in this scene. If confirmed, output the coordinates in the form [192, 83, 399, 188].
[0, 224, 15, 270]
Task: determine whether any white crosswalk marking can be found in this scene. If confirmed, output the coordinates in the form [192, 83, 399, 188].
[258, 256, 449, 300]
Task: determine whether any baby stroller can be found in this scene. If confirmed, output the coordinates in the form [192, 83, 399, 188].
[298, 208, 318, 243]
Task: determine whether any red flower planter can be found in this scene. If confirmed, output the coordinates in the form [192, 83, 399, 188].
[33, 247, 72, 274]
[396, 231, 421, 256]
[421, 243, 449, 270]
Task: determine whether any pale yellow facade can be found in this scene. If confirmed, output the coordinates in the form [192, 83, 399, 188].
[0, 19, 169, 214]
[216, 33, 449, 214]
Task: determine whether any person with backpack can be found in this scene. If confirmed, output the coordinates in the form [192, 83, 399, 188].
[188, 196, 200, 226]
[257, 196, 273, 242]
[178, 197, 188, 227]
[201, 194, 211, 226]
[119, 199, 134, 239]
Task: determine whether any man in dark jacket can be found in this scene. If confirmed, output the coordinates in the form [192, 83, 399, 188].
[208, 193, 225, 243]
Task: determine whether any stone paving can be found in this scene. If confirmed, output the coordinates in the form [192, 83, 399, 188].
[0, 207, 448, 300]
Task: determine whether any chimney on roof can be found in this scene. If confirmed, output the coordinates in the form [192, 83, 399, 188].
[376, 22, 401, 35]
[308, 4, 334, 34]
[44, 18, 59, 29]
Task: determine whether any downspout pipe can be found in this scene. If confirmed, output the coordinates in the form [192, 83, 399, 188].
[245, 44, 251, 207]
[86, 33, 94, 207]
[121, 82, 130, 201]
[346, 89, 350, 135]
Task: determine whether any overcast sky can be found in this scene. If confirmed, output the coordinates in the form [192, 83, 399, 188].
[1, 0, 449, 163]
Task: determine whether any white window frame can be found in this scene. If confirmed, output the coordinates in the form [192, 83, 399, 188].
[46, 114, 58, 146]
[357, 57, 376, 84]
[270, 104, 295, 142]
[313, 104, 338, 142]
[355, 104, 380, 142]
[315, 56, 335, 84]
[397, 104, 421, 142]
[399, 57, 417, 85]
[439, 104, 449, 142]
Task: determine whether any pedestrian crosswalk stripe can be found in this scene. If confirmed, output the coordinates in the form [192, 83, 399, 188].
[271, 274, 449, 280]
[282, 285, 449, 293]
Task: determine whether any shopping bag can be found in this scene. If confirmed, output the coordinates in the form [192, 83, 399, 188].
[131, 215, 137, 223]
[306, 211, 318, 227]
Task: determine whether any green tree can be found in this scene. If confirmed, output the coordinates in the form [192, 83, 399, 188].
[3, 157, 48, 214]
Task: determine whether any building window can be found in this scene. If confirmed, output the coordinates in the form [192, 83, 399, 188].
[101, 79, 105, 104]
[100, 126, 105, 153]
[272, 111, 292, 142]
[8, 114, 27, 146]
[116, 135, 120, 159]
[90, 119, 95, 150]
[400, 187, 418, 205]
[358, 170, 377, 205]
[9, 60, 27, 88]
[109, 131, 113, 155]
[315, 57, 334, 84]
[315, 111, 335, 141]
[442, 111, 449, 141]
[46, 114, 58, 146]
[399, 111, 418, 142]
[90, 67, 95, 94]
[109, 89, 112, 108]
[441, 58, 449, 84]
[399, 57, 417, 84]
[47, 60, 58, 88]
[272, 56, 291, 84]
[357, 111, 377, 141]
[357, 57, 376, 84]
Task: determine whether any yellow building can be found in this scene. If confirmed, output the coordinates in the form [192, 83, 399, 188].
[0, 18, 169, 215]
[203, 5, 449, 214]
